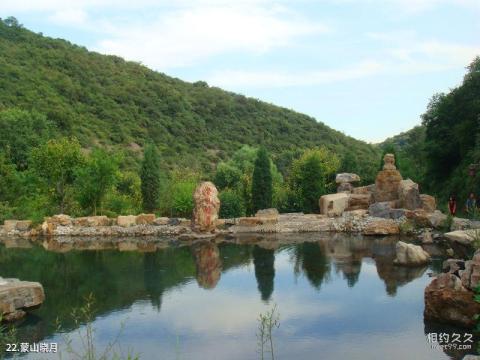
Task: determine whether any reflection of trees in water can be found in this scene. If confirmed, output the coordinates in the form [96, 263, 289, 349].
[253, 245, 275, 302]
[293, 242, 331, 290]
[375, 257, 427, 296]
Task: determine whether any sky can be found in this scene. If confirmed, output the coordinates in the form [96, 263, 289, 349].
[0, 0, 479, 143]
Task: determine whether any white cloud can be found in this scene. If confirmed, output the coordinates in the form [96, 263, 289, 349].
[92, 4, 328, 69]
[48, 9, 89, 27]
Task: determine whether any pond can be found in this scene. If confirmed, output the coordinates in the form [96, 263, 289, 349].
[0, 234, 474, 360]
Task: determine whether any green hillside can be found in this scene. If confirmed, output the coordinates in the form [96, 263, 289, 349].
[0, 18, 379, 177]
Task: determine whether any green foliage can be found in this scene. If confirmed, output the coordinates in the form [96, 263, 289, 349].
[252, 147, 273, 212]
[75, 149, 119, 215]
[30, 137, 84, 213]
[140, 143, 161, 212]
[288, 147, 340, 213]
[0, 108, 54, 170]
[421, 57, 480, 199]
[214, 162, 242, 190]
[0, 18, 379, 176]
[158, 170, 200, 218]
[219, 189, 245, 218]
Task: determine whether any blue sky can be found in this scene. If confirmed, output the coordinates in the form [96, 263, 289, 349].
[1, 0, 479, 142]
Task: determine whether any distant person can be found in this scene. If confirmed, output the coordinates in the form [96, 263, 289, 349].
[448, 195, 457, 216]
[465, 192, 476, 214]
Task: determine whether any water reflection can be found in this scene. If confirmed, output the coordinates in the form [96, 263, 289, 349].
[192, 241, 222, 289]
[0, 234, 459, 360]
[253, 245, 275, 301]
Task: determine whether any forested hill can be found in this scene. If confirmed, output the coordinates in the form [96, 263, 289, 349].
[0, 18, 379, 178]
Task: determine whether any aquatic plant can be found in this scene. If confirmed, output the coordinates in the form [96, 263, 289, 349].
[0, 315, 16, 360]
[56, 293, 140, 360]
[257, 304, 280, 360]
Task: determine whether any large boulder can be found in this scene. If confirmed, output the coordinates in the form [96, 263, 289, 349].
[192, 181, 220, 233]
[117, 215, 137, 227]
[393, 241, 430, 266]
[375, 170, 403, 202]
[319, 193, 349, 217]
[363, 218, 400, 235]
[136, 213, 156, 225]
[424, 273, 480, 328]
[347, 193, 372, 211]
[368, 202, 392, 218]
[398, 179, 421, 210]
[41, 214, 73, 235]
[420, 194, 436, 213]
[335, 173, 360, 184]
[337, 182, 353, 193]
[352, 184, 376, 195]
[460, 250, 480, 290]
[427, 210, 448, 229]
[444, 230, 476, 246]
[73, 216, 111, 227]
[0, 277, 45, 321]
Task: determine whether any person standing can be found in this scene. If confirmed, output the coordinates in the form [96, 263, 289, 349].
[465, 192, 477, 214]
[448, 195, 457, 216]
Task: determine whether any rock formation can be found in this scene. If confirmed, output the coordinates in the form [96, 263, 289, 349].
[191, 181, 220, 233]
[398, 179, 421, 210]
[0, 277, 45, 321]
[336, 173, 360, 193]
[319, 193, 349, 217]
[192, 241, 222, 289]
[393, 241, 431, 266]
[374, 154, 403, 202]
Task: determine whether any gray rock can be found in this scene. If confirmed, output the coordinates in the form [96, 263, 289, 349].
[337, 182, 353, 193]
[368, 202, 392, 218]
[335, 173, 360, 184]
[398, 179, 421, 210]
[0, 277, 45, 321]
[394, 241, 431, 266]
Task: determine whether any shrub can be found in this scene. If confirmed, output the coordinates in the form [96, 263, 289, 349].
[219, 189, 245, 218]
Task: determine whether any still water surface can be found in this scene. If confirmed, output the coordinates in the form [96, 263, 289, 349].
[0, 234, 472, 360]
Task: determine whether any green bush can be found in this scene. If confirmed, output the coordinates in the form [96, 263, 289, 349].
[219, 189, 245, 218]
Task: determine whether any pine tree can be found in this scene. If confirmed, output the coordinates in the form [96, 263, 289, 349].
[140, 143, 160, 212]
[252, 147, 273, 212]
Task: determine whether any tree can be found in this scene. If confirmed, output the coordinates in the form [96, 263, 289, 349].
[252, 147, 273, 212]
[30, 137, 83, 213]
[140, 143, 161, 212]
[289, 147, 340, 213]
[76, 149, 119, 215]
[0, 108, 54, 170]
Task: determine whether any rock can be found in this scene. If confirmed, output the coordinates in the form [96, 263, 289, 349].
[405, 209, 430, 227]
[424, 273, 480, 328]
[237, 217, 277, 226]
[427, 210, 448, 229]
[363, 218, 400, 235]
[0, 278, 45, 321]
[443, 259, 465, 274]
[3, 220, 18, 232]
[394, 241, 431, 266]
[368, 202, 392, 218]
[347, 193, 372, 211]
[352, 184, 376, 195]
[452, 217, 472, 230]
[446, 248, 455, 257]
[374, 169, 403, 202]
[73, 216, 111, 227]
[153, 217, 170, 225]
[255, 208, 279, 219]
[335, 173, 361, 184]
[47, 214, 72, 226]
[398, 179, 421, 210]
[421, 230, 433, 244]
[460, 251, 480, 291]
[337, 182, 353, 193]
[192, 181, 220, 233]
[382, 153, 397, 170]
[463, 356, 480, 360]
[117, 215, 137, 227]
[15, 220, 32, 231]
[420, 194, 436, 213]
[136, 213, 156, 225]
[319, 193, 349, 217]
[444, 230, 476, 245]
